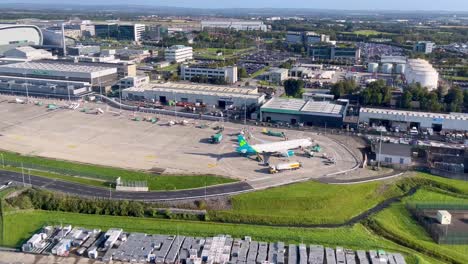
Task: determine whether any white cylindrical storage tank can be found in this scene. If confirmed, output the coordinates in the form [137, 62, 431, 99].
[395, 64, 406, 74]
[381, 63, 393, 74]
[368, 62, 379, 73]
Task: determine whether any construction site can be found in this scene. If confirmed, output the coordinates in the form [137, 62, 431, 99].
[0, 95, 360, 190]
[21, 225, 407, 264]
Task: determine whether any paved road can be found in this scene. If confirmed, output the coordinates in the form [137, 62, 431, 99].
[0, 170, 254, 201]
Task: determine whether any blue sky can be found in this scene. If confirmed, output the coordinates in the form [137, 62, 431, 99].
[4, 0, 468, 11]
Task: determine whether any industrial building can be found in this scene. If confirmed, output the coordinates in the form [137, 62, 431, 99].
[0, 75, 91, 98]
[122, 82, 265, 108]
[260, 97, 349, 127]
[404, 59, 439, 90]
[1, 46, 55, 62]
[359, 107, 468, 132]
[95, 24, 146, 42]
[368, 56, 407, 74]
[413, 41, 435, 54]
[0, 60, 119, 92]
[0, 24, 43, 54]
[268, 68, 289, 84]
[201, 20, 267, 32]
[165, 45, 193, 63]
[308, 45, 360, 62]
[180, 65, 238, 84]
[67, 45, 101, 56]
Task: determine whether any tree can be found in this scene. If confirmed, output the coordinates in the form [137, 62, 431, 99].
[331, 79, 358, 99]
[401, 90, 413, 109]
[283, 79, 304, 98]
[238, 67, 248, 79]
[445, 86, 464, 112]
[464, 90, 468, 110]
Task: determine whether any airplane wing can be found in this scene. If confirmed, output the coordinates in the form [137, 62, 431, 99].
[251, 138, 313, 154]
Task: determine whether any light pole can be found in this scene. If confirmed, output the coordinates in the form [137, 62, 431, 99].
[66, 76, 71, 103]
[378, 131, 383, 169]
[1, 153, 4, 168]
[119, 83, 122, 112]
[21, 162, 25, 187]
[109, 183, 112, 199]
[23, 72, 29, 102]
[173, 91, 177, 119]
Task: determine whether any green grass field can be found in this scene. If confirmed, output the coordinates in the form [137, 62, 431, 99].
[209, 173, 468, 226]
[210, 178, 403, 225]
[367, 176, 468, 264]
[250, 66, 270, 79]
[0, 151, 236, 191]
[0, 210, 412, 253]
[372, 203, 468, 264]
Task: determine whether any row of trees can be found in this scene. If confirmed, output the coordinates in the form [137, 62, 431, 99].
[7, 189, 205, 221]
[331, 79, 468, 113]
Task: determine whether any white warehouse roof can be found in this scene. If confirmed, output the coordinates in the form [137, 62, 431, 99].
[124, 82, 261, 99]
[360, 107, 468, 121]
[261, 97, 346, 117]
[0, 61, 117, 79]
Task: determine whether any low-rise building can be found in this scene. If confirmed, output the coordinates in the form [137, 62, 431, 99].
[309, 45, 360, 63]
[165, 45, 193, 63]
[116, 75, 149, 89]
[0, 60, 119, 92]
[359, 107, 468, 132]
[3, 46, 55, 61]
[260, 97, 349, 127]
[67, 45, 101, 56]
[268, 68, 289, 84]
[0, 75, 92, 98]
[122, 82, 265, 108]
[374, 143, 412, 166]
[181, 65, 238, 84]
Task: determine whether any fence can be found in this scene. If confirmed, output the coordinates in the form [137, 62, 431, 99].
[97, 95, 223, 122]
[407, 202, 468, 245]
[2, 159, 117, 182]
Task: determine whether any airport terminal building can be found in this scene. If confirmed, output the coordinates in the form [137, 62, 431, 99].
[260, 97, 349, 127]
[122, 82, 265, 108]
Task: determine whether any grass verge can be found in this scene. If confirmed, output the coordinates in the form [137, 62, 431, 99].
[0, 150, 236, 191]
[210, 178, 403, 225]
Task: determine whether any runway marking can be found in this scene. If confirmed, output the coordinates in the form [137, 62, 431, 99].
[67, 144, 77, 149]
[249, 176, 271, 182]
[145, 155, 157, 160]
[13, 135, 23, 141]
[207, 163, 217, 168]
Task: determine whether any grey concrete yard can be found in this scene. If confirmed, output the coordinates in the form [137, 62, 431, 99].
[0, 95, 362, 190]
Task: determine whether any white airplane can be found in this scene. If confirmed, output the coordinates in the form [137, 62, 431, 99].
[237, 135, 313, 164]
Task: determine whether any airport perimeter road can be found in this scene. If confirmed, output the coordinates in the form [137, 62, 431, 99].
[0, 170, 254, 201]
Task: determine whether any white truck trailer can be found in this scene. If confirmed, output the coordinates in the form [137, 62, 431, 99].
[269, 162, 302, 174]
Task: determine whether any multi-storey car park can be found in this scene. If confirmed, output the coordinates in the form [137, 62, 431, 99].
[22, 225, 407, 264]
